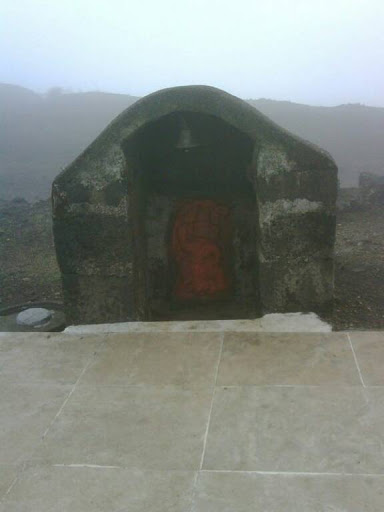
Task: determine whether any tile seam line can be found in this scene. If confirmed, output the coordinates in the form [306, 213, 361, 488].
[13, 465, 384, 478]
[53, 464, 122, 469]
[213, 384, 368, 389]
[51, 465, 195, 471]
[1, 458, 30, 502]
[1, 474, 19, 502]
[41, 349, 98, 439]
[189, 332, 224, 512]
[47, 466, 384, 477]
[198, 332, 224, 470]
[347, 332, 366, 387]
[200, 470, 384, 477]
[23, 383, 381, 390]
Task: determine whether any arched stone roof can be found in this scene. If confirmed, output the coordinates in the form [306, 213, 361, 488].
[54, 85, 336, 195]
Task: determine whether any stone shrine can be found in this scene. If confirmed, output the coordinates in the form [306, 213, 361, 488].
[52, 86, 337, 325]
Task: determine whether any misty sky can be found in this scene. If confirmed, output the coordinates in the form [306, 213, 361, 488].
[1, 0, 383, 106]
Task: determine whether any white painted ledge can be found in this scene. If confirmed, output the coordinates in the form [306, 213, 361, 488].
[64, 312, 332, 334]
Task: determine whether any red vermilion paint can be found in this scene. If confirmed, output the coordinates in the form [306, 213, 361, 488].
[171, 200, 231, 299]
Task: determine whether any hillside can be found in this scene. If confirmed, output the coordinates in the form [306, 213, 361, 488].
[249, 98, 384, 188]
[0, 84, 138, 200]
[1, 83, 384, 200]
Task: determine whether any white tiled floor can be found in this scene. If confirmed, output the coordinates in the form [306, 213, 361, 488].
[0, 330, 383, 510]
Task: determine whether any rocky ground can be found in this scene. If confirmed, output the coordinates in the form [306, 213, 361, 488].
[0, 197, 383, 330]
[332, 205, 384, 330]
[0, 199, 62, 308]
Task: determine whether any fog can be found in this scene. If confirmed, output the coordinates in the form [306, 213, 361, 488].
[1, 0, 383, 106]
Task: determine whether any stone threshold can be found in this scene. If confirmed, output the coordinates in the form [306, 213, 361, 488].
[64, 312, 332, 334]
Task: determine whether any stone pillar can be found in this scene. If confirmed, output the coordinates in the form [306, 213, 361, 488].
[254, 143, 337, 315]
[52, 144, 137, 325]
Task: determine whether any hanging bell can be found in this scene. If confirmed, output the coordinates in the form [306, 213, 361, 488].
[175, 116, 201, 151]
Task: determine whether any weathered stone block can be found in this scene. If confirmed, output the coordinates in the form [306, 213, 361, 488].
[61, 275, 135, 325]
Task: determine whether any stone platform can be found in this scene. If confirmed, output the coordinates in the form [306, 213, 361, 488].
[0, 328, 383, 510]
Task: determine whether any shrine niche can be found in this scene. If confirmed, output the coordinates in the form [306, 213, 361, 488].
[52, 85, 338, 325]
[171, 199, 232, 301]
